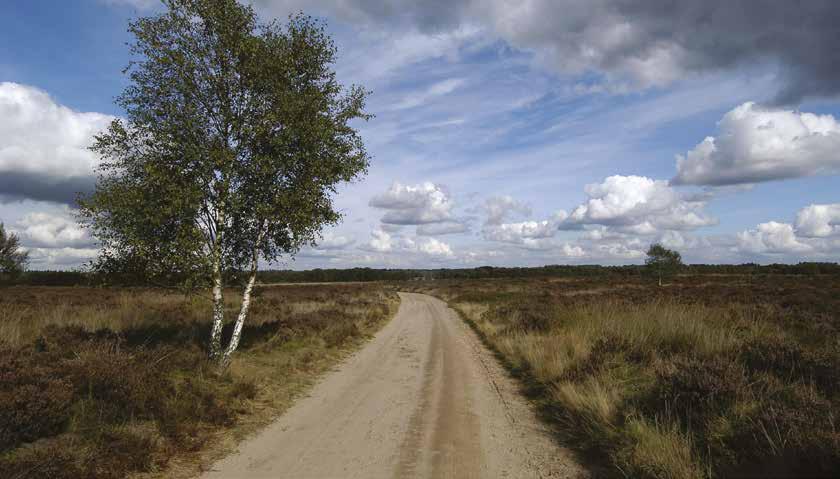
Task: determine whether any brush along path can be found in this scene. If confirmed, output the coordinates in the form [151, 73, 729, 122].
[201, 293, 586, 479]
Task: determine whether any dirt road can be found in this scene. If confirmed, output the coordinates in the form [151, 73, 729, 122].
[201, 293, 586, 478]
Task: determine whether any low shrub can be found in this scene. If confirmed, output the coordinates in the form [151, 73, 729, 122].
[0, 350, 75, 450]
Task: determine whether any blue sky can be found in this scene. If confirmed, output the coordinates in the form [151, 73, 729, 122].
[1, 0, 839, 269]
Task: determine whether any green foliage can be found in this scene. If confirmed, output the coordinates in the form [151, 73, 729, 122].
[0, 223, 28, 281]
[78, 0, 370, 289]
[646, 243, 683, 285]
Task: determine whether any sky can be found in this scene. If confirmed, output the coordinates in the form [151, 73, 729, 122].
[1, 0, 839, 270]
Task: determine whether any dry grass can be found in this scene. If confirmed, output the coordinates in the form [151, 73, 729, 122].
[0, 283, 398, 479]
[406, 275, 840, 478]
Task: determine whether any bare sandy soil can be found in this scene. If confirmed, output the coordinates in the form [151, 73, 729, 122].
[200, 293, 586, 479]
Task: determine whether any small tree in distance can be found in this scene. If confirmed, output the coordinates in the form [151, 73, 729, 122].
[645, 243, 682, 286]
[0, 223, 29, 282]
[79, 0, 370, 368]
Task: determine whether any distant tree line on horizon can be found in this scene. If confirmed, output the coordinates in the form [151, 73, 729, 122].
[6, 262, 840, 287]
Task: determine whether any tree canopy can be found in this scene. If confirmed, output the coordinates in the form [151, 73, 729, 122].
[645, 243, 683, 286]
[0, 223, 28, 281]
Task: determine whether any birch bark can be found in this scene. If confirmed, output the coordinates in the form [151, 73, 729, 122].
[219, 226, 266, 368]
[209, 249, 225, 359]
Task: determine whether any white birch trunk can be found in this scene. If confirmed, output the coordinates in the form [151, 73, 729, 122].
[218, 226, 265, 369]
[219, 266, 257, 368]
[208, 251, 225, 359]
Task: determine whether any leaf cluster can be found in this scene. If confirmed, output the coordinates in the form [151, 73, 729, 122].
[0, 223, 28, 280]
[79, 0, 370, 288]
[645, 243, 683, 267]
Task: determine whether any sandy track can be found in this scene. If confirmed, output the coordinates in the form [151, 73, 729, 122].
[201, 293, 586, 479]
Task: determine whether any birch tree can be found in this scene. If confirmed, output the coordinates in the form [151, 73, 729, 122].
[78, 0, 370, 368]
[645, 243, 683, 287]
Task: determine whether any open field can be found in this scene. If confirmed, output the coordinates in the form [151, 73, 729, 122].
[0, 283, 398, 478]
[404, 274, 840, 478]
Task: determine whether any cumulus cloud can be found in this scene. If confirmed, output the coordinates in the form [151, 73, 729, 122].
[482, 195, 531, 225]
[369, 181, 455, 225]
[592, 241, 646, 260]
[313, 231, 355, 250]
[361, 226, 453, 259]
[0, 82, 113, 205]
[484, 219, 557, 243]
[255, 0, 840, 101]
[673, 103, 840, 186]
[14, 210, 92, 248]
[795, 204, 840, 238]
[736, 221, 812, 255]
[562, 175, 716, 233]
[734, 203, 840, 257]
[416, 237, 454, 258]
[364, 228, 393, 252]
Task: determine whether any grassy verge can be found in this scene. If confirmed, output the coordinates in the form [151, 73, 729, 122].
[0, 283, 398, 479]
[406, 275, 840, 478]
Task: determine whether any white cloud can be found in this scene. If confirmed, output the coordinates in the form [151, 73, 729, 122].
[482, 195, 531, 225]
[313, 231, 355, 250]
[416, 221, 468, 236]
[733, 203, 840, 259]
[360, 226, 453, 259]
[736, 221, 812, 254]
[563, 175, 716, 233]
[369, 181, 455, 225]
[364, 228, 392, 252]
[15, 210, 92, 248]
[393, 78, 466, 110]
[484, 219, 556, 243]
[795, 203, 840, 238]
[26, 247, 99, 267]
[673, 103, 840, 186]
[417, 237, 454, 258]
[592, 241, 646, 260]
[0, 82, 114, 204]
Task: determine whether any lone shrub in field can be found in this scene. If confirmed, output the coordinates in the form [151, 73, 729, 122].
[645, 243, 682, 286]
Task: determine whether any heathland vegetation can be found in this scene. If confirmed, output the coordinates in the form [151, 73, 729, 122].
[0, 283, 397, 478]
[405, 273, 840, 478]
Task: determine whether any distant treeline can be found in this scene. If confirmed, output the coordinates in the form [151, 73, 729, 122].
[258, 262, 840, 283]
[5, 262, 840, 287]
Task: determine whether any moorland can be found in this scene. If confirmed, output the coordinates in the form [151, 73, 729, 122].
[405, 272, 840, 478]
[0, 283, 397, 478]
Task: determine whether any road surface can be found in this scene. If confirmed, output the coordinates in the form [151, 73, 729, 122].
[201, 292, 586, 479]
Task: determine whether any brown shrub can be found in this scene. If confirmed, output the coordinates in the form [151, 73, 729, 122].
[65, 341, 169, 423]
[741, 334, 840, 395]
[0, 442, 83, 479]
[0, 349, 74, 451]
